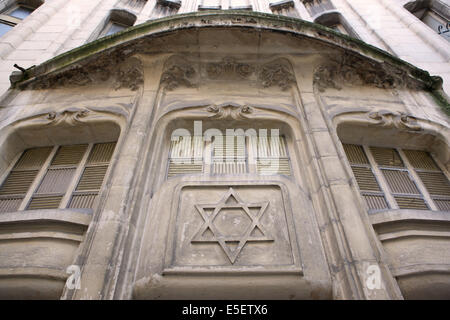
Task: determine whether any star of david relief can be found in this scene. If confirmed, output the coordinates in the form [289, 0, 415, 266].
[191, 188, 274, 264]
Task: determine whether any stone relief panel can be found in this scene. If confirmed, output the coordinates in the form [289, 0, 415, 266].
[165, 184, 302, 273]
[159, 56, 297, 92]
[313, 53, 427, 92]
[17, 55, 144, 91]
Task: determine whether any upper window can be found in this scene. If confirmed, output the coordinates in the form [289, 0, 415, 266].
[154, 0, 181, 17]
[404, 0, 450, 42]
[269, 0, 300, 18]
[97, 9, 136, 39]
[0, 2, 41, 37]
[198, 0, 251, 11]
[343, 144, 450, 212]
[302, 0, 334, 17]
[314, 11, 359, 38]
[0, 142, 116, 213]
[104, 22, 128, 36]
[167, 134, 291, 177]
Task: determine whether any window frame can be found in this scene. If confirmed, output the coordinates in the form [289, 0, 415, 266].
[0, 142, 116, 213]
[167, 133, 292, 178]
[404, 0, 450, 42]
[344, 143, 450, 213]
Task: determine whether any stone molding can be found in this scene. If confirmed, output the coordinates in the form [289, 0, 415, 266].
[313, 53, 425, 92]
[160, 56, 297, 91]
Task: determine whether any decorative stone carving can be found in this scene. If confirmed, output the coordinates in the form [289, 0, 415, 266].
[367, 110, 422, 131]
[160, 56, 197, 90]
[206, 57, 254, 80]
[12, 104, 131, 129]
[20, 50, 143, 91]
[206, 103, 253, 120]
[167, 184, 302, 270]
[114, 58, 144, 91]
[191, 188, 273, 264]
[46, 108, 90, 126]
[258, 58, 296, 90]
[313, 53, 424, 92]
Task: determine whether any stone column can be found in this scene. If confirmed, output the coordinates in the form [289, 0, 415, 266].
[291, 57, 404, 299]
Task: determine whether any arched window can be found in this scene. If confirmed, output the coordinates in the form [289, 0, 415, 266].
[0, 0, 44, 37]
[404, 0, 450, 42]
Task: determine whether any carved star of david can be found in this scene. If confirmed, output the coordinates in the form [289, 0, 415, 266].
[191, 188, 273, 264]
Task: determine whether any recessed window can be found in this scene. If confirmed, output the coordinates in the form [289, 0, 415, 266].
[8, 6, 34, 19]
[302, 0, 335, 17]
[269, 0, 300, 18]
[328, 23, 349, 35]
[0, 2, 42, 37]
[168, 134, 291, 177]
[343, 144, 450, 212]
[0, 21, 13, 37]
[405, 0, 450, 42]
[96, 9, 136, 39]
[0, 142, 116, 213]
[104, 22, 127, 36]
[314, 11, 358, 38]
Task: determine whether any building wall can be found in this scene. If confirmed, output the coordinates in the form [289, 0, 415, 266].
[0, 1, 449, 300]
[0, 0, 449, 95]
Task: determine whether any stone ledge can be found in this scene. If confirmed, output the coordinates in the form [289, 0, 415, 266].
[0, 208, 92, 226]
[369, 209, 450, 226]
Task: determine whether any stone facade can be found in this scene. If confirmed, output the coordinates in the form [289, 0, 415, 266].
[0, 0, 449, 300]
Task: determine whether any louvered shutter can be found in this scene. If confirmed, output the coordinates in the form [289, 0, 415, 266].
[168, 136, 203, 177]
[256, 135, 291, 175]
[27, 145, 88, 210]
[0, 147, 52, 213]
[404, 150, 450, 211]
[212, 135, 247, 175]
[370, 147, 428, 210]
[69, 142, 116, 209]
[343, 144, 388, 211]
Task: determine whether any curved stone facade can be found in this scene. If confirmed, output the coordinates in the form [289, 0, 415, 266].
[0, 1, 449, 300]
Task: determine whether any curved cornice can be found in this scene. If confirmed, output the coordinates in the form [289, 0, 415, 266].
[8, 11, 447, 99]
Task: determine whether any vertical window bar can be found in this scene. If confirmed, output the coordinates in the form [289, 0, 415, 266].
[69, 142, 117, 210]
[18, 146, 59, 211]
[363, 145, 399, 210]
[59, 144, 93, 209]
[397, 149, 437, 211]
